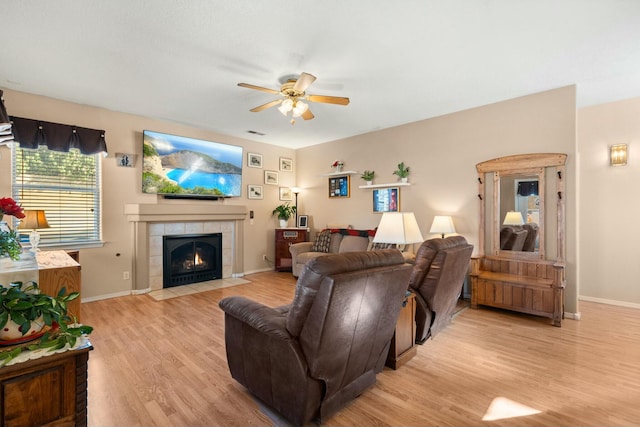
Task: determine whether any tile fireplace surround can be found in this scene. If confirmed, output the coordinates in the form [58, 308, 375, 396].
[124, 203, 247, 292]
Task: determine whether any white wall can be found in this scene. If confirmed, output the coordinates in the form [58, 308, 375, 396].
[577, 96, 640, 307]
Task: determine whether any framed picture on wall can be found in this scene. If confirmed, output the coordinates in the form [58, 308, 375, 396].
[248, 184, 263, 199]
[328, 175, 350, 198]
[247, 152, 263, 168]
[264, 170, 279, 185]
[279, 187, 293, 201]
[373, 187, 399, 212]
[279, 157, 293, 172]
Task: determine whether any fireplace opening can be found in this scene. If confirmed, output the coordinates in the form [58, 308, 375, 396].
[163, 233, 222, 288]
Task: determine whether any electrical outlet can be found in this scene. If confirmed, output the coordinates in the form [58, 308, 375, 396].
[262, 254, 267, 261]
[123, 271, 130, 280]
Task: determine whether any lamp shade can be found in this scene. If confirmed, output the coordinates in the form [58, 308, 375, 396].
[503, 211, 525, 225]
[429, 215, 456, 238]
[18, 210, 50, 230]
[372, 212, 423, 244]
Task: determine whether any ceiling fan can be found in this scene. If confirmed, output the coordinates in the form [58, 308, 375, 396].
[238, 72, 350, 125]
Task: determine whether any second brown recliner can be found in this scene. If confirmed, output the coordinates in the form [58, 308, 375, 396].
[408, 236, 474, 344]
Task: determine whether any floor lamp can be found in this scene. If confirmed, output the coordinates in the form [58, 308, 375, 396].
[292, 187, 301, 227]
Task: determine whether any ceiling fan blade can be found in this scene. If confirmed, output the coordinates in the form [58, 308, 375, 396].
[238, 83, 279, 95]
[306, 94, 350, 106]
[250, 99, 282, 112]
[293, 72, 317, 92]
[302, 108, 314, 120]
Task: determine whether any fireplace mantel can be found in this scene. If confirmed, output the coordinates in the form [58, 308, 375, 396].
[124, 203, 247, 222]
[125, 203, 247, 292]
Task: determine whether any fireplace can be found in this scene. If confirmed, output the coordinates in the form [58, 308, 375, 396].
[163, 233, 222, 288]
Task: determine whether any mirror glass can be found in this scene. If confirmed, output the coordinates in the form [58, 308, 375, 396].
[495, 170, 544, 257]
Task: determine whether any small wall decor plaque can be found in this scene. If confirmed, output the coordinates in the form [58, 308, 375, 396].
[115, 153, 137, 167]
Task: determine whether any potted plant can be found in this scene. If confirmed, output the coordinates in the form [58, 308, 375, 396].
[0, 281, 93, 366]
[272, 203, 297, 227]
[360, 170, 375, 185]
[393, 162, 410, 183]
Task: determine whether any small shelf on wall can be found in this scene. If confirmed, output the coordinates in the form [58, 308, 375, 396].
[320, 170, 359, 177]
[358, 182, 411, 189]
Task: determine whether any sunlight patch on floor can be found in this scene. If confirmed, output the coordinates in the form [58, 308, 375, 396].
[483, 396, 541, 421]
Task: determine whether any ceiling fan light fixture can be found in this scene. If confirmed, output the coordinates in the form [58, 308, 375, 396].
[279, 98, 294, 116]
[292, 100, 308, 117]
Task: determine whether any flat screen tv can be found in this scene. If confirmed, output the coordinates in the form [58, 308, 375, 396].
[142, 130, 243, 198]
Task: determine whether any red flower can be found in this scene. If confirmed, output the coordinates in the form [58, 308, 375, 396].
[0, 197, 25, 219]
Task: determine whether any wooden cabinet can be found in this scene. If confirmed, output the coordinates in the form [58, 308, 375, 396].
[0, 342, 92, 427]
[386, 291, 417, 369]
[37, 251, 82, 322]
[275, 228, 308, 272]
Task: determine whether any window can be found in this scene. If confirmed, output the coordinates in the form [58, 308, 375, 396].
[12, 145, 101, 248]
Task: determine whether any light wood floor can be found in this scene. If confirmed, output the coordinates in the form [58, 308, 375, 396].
[82, 272, 640, 426]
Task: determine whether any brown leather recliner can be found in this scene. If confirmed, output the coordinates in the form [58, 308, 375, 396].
[219, 250, 412, 426]
[408, 236, 473, 343]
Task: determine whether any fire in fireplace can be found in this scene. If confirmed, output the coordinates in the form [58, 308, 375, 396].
[163, 233, 222, 288]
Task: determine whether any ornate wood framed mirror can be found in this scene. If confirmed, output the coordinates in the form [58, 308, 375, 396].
[476, 153, 566, 262]
[471, 153, 567, 326]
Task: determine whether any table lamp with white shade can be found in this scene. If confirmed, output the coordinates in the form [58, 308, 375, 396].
[18, 210, 50, 252]
[429, 215, 456, 238]
[373, 212, 424, 251]
[503, 211, 525, 225]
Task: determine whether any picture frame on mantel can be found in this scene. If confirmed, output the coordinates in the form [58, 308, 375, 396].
[328, 175, 350, 198]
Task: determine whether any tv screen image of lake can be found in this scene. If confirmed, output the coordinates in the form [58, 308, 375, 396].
[166, 168, 241, 195]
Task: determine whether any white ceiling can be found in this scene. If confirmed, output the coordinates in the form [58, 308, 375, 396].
[1, 1, 639, 149]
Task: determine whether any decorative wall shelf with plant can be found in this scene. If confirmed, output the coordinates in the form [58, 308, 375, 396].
[358, 182, 411, 189]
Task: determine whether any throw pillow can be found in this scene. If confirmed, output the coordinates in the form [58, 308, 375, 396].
[311, 229, 332, 253]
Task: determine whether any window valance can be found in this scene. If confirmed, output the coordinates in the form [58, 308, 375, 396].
[10, 116, 108, 155]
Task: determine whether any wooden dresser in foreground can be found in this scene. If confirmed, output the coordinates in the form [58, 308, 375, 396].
[0, 342, 93, 427]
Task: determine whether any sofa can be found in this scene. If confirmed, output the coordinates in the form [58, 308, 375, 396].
[218, 250, 412, 425]
[408, 236, 474, 343]
[289, 228, 381, 277]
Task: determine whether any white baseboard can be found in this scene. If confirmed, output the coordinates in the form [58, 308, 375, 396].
[81, 290, 133, 303]
[242, 267, 276, 275]
[563, 311, 581, 320]
[579, 295, 640, 310]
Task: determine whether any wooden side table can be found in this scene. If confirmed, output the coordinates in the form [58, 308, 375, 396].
[0, 342, 92, 426]
[275, 228, 308, 272]
[386, 291, 417, 369]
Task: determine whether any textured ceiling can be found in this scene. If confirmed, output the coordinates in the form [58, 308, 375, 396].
[1, 1, 639, 149]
